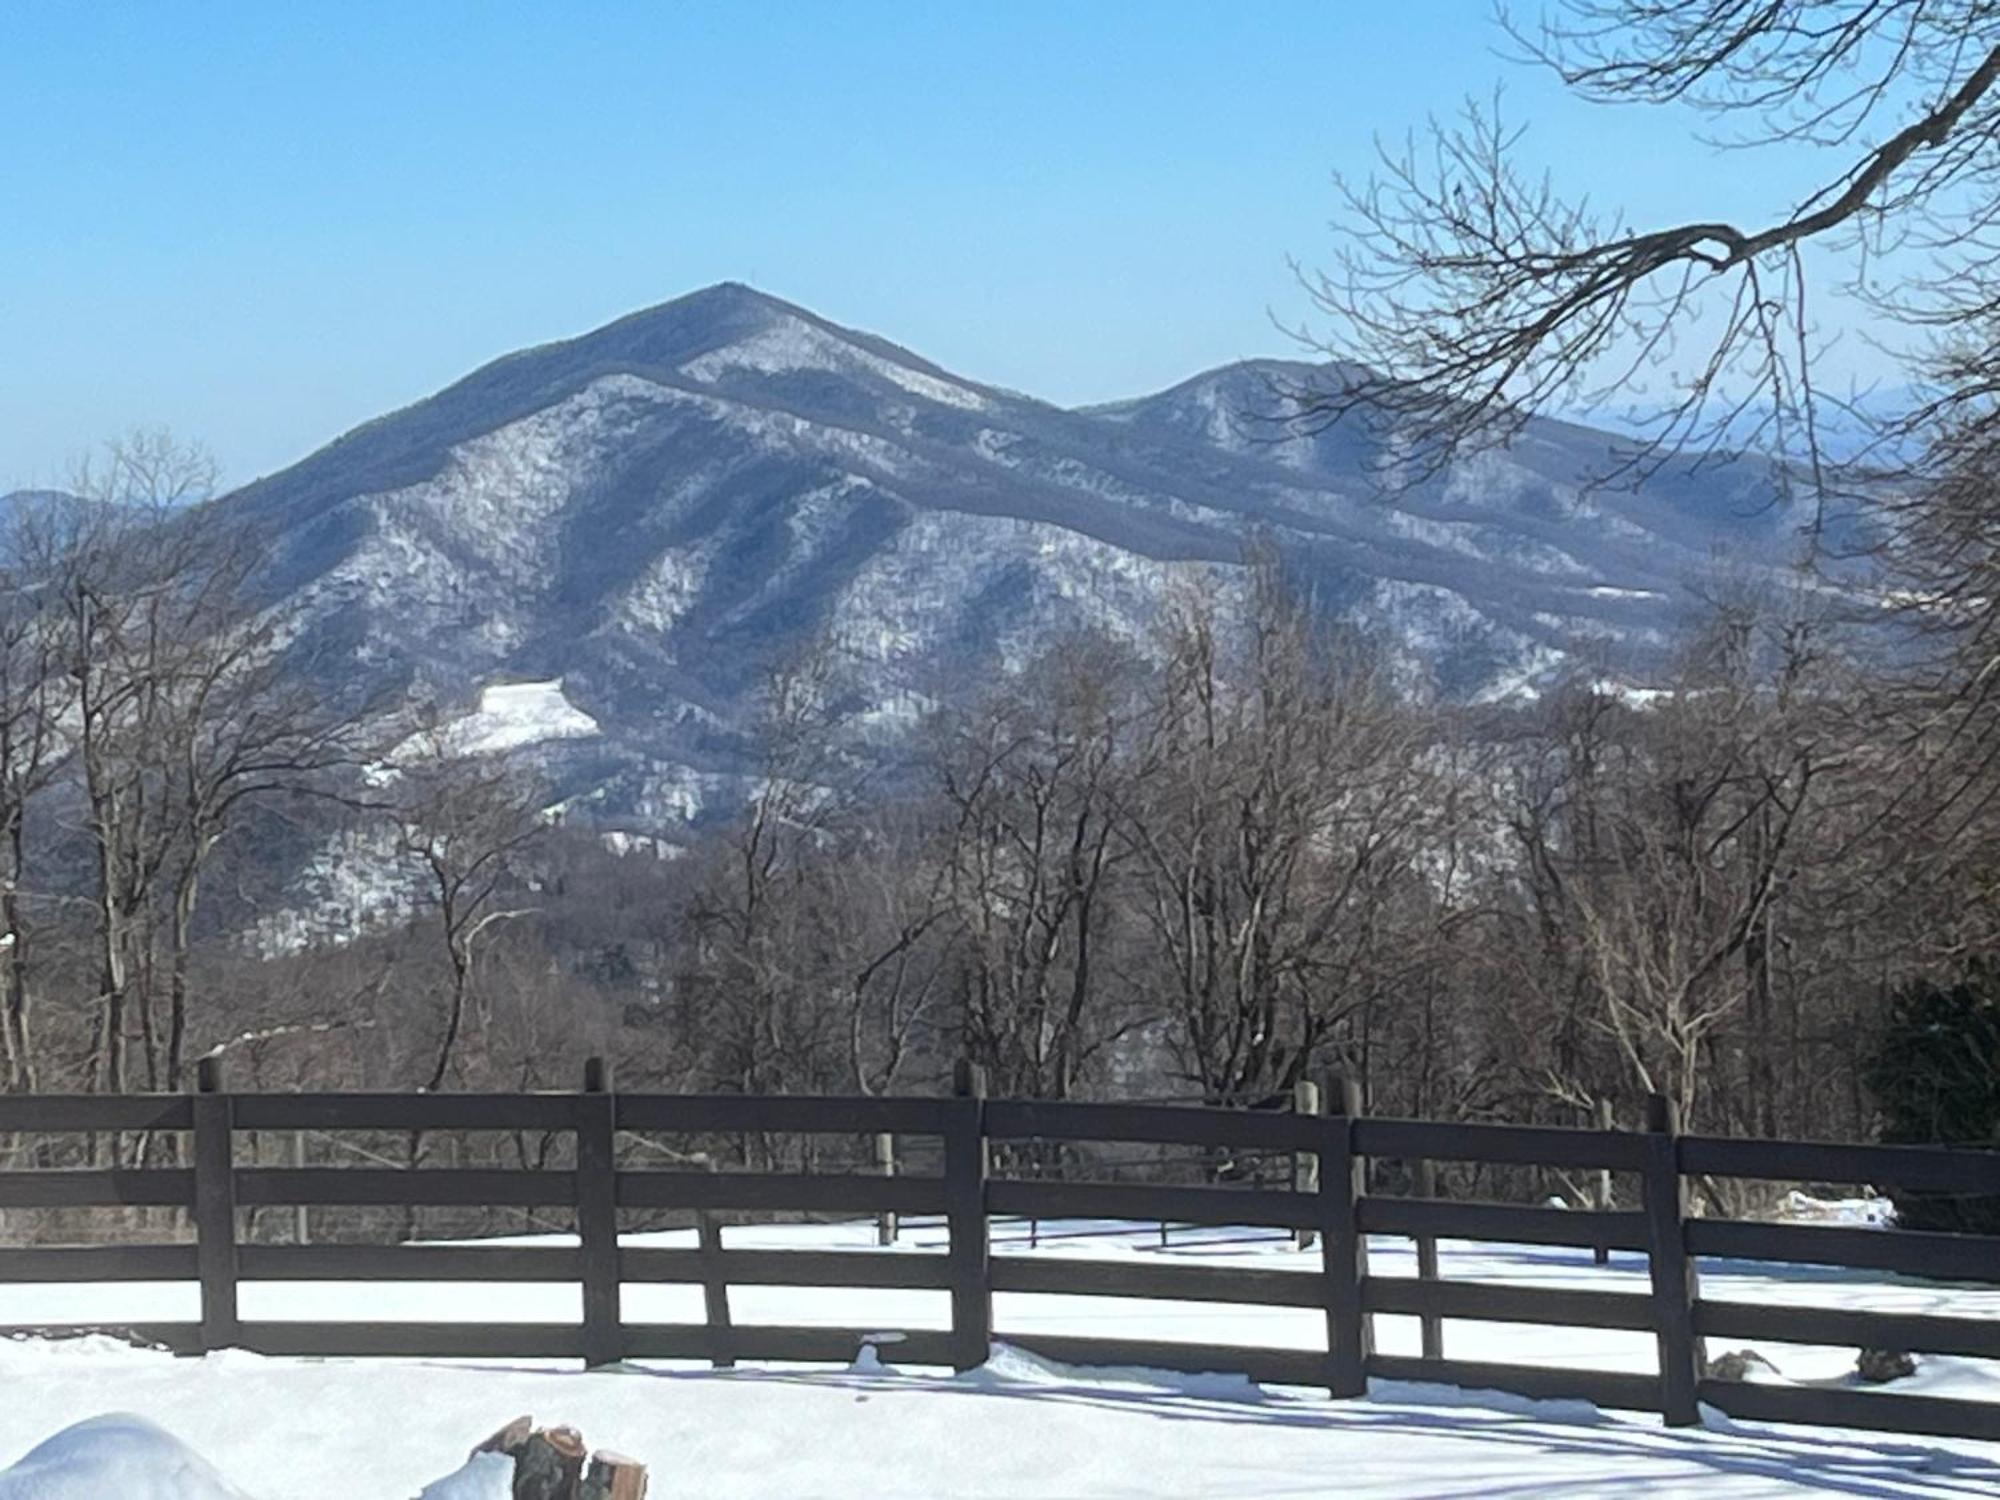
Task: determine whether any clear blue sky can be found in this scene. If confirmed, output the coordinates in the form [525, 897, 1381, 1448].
[2, 2, 1847, 489]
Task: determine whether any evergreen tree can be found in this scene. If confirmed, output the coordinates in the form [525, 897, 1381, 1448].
[1864, 968, 2000, 1234]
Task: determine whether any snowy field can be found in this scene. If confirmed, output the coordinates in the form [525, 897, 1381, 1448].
[2, 1218, 1997, 1497]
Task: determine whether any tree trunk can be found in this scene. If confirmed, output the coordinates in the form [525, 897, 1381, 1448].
[0, 815, 29, 1093]
[168, 861, 200, 1090]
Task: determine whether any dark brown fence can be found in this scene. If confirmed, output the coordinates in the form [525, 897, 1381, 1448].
[1, 1059, 1997, 1444]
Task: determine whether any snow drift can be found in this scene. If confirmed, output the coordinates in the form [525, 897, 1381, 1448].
[0, 1415, 249, 1500]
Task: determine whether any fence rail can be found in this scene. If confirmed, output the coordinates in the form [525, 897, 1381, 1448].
[0, 1057, 1997, 1445]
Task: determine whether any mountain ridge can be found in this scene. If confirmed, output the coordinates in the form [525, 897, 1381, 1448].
[200, 282, 1807, 833]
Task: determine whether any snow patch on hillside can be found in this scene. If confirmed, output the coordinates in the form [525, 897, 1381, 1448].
[244, 825, 423, 957]
[1386, 510, 1487, 557]
[1590, 678, 1673, 706]
[633, 763, 752, 824]
[1440, 449, 1539, 509]
[1175, 379, 1254, 452]
[600, 830, 676, 860]
[605, 542, 720, 644]
[432, 680, 600, 757]
[682, 316, 992, 412]
[1366, 578, 1492, 651]
[825, 509, 1228, 671]
[1470, 642, 1570, 703]
[289, 374, 682, 660]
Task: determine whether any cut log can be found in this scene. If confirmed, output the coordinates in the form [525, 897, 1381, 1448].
[581, 1451, 647, 1500]
[512, 1426, 587, 1500]
[1704, 1349, 1777, 1383]
[1856, 1348, 1917, 1384]
[471, 1416, 534, 1461]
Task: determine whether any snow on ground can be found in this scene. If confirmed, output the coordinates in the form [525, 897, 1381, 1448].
[414, 1452, 511, 1500]
[1, 1332, 1994, 1499]
[1779, 1191, 1897, 1226]
[0, 1415, 248, 1500]
[2, 1219, 1996, 1496]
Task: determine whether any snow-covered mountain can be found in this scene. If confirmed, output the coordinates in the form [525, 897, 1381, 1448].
[215, 283, 1805, 832]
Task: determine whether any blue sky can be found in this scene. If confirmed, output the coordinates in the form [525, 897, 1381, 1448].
[2, 2, 1854, 488]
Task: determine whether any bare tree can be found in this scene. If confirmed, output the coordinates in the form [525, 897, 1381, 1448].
[1296, 3, 2000, 505]
[673, 636, 860, 1098]
[1123, 567, 1441, 1108]
[1497, 598, 1844, 1130]
[33, 434, 221, 1095]
[152, 619, 367, 1089]
[0, 506, 72, 1090]
[933, 634, 1139, 1104]
[12, 434, 366, 1099]
[388, 732, 545, 1093]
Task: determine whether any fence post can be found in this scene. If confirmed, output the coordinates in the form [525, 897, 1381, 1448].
[875, 1132, 899, 1247]
[1319, 1073, 1371, 1399]
[1593, 1097, 1614, 1267]
[291, 1130, 310, 1246]
[577, 1056, 623, 1369]
[192, 1055, 238, 1354]
[1642, 1093, 1704, 1427]
[1414, 1156, 1443, 1361]
[1292, 1079, 1321, 1252]
[697, 1202, 735, 1369]
[946, 1059, 991, 1374]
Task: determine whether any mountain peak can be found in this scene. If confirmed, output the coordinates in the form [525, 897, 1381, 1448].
[549, 282, 989, 404]
[593, 280, 806, 338]
[673, 280, 802, 314]
[1090, 357, 1374, 414]
[220, 286, 1798, 833]
[548, 281, 806, 370]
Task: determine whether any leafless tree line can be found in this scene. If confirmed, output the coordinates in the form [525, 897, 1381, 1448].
[0, 435, 584, 1184]
[0, 434, 369, 1107]
[648, 563, 1989, 1157]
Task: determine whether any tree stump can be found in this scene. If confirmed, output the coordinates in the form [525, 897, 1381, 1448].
[447, 1420, 644, 1500]
[581, 1452, 648, 1500]
[512, 1427, 587, 1500]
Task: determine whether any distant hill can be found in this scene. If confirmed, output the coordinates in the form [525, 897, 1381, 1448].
[211, 282, 1810, 832]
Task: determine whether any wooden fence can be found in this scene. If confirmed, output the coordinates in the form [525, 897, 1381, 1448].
[1, 1058, 1997, 1444]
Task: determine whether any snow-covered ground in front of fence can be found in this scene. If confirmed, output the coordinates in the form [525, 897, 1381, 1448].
[3, 1333, 1998, 1500]
[1, 1218, 1997, 1496]
[4, 1215, 1995, 1399]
